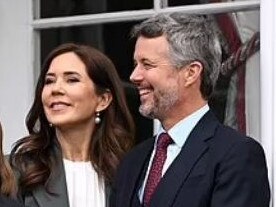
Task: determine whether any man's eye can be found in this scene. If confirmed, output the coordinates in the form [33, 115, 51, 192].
[143, 63, 154, 70]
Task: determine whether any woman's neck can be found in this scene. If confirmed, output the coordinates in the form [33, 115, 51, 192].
[55, 125, 94, 162]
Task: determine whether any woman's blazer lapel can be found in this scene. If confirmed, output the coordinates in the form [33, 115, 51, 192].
[26, 149, 70, 207]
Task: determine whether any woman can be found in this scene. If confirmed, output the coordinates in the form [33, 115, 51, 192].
[10, 43, 135, 207]
[0, 121, 22, 206]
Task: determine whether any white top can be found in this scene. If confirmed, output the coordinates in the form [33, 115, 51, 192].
[63, 159, 106, 207]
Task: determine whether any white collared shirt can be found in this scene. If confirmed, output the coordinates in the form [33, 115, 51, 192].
[63, 159, 105, 207]
[139, 104, 209, 202]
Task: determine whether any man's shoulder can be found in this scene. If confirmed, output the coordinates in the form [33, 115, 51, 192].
[210, 123, 265, 160]
[216, 123, 261, 145]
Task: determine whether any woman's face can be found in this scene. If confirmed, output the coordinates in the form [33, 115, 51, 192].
[41, 52, 104, 129]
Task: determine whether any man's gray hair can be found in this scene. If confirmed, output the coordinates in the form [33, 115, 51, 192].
[131, 13, 222, 99]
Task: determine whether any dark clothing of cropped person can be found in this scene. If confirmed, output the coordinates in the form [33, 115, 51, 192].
[0, 121, 22, 207]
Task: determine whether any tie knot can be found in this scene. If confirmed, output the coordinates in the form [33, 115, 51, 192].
[157, 132, 172, 150]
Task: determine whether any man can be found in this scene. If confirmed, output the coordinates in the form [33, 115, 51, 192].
[111, 13, 270, 207]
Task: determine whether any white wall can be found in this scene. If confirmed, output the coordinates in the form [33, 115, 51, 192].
[0, 0, 33, 153]
[261, 0, 276, 205]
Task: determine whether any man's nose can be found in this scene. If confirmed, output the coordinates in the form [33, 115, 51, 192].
[130, 65, 143, 84]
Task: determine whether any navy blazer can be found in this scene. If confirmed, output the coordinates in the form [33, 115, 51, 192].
[111, 111, 270, 207]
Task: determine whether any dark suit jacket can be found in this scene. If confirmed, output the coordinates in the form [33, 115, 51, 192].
[111, 111, 270, 207]
[0, 196, 23, 207]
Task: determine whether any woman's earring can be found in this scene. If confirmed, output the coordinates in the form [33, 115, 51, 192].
[95, 112, 101, 124]
[49, 123, 53, 127]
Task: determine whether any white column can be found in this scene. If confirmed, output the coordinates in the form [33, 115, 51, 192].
[260, 0, 276, 206]
[0, 0, 34, 153]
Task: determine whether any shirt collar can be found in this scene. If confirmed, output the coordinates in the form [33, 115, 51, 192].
[156, 104, 209, 148]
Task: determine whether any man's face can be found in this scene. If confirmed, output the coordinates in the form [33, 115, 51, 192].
[130, 36, 184, 120]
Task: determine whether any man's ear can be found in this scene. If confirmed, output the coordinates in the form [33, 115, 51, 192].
[96, 90, 113, 112]
[183, 61, 203, 87]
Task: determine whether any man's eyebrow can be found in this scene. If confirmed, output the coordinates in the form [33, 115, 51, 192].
[140, 58, 155, 63]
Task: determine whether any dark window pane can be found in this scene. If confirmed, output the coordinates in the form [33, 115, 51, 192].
[169, 0, 201, 6]
[168, 0, 244, 6]
[40, 0, 153, 18]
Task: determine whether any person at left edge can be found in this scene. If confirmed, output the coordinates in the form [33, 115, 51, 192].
[0, 121, 22, 207]
[10, 43, 135, 207]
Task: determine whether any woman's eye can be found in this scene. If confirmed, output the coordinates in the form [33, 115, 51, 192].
[67, 78, 79, 83]
[44, 78, 54, 85]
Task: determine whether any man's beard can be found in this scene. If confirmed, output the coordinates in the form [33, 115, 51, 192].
[139, 85, 179, 120]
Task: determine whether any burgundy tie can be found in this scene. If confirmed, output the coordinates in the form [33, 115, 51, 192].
[143, 132, 172, 206]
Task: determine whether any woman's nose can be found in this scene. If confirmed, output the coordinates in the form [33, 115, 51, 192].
[51, 80, 65, 95]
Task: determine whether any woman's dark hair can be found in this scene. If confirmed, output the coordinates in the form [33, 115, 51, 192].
[0, 121, 17, 197]
[10, 43, 135, 191]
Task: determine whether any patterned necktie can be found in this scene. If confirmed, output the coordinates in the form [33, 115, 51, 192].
[143, 132, 172, 207]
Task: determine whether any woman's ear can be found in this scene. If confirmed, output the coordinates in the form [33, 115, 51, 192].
[183, 61, 203, 87]
[96, 90, 113, 112]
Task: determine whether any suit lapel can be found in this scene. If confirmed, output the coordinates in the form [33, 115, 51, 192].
[150, 111, 219, 207]
[31, 149, 69, 207]
[123, 138, 155, 207]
